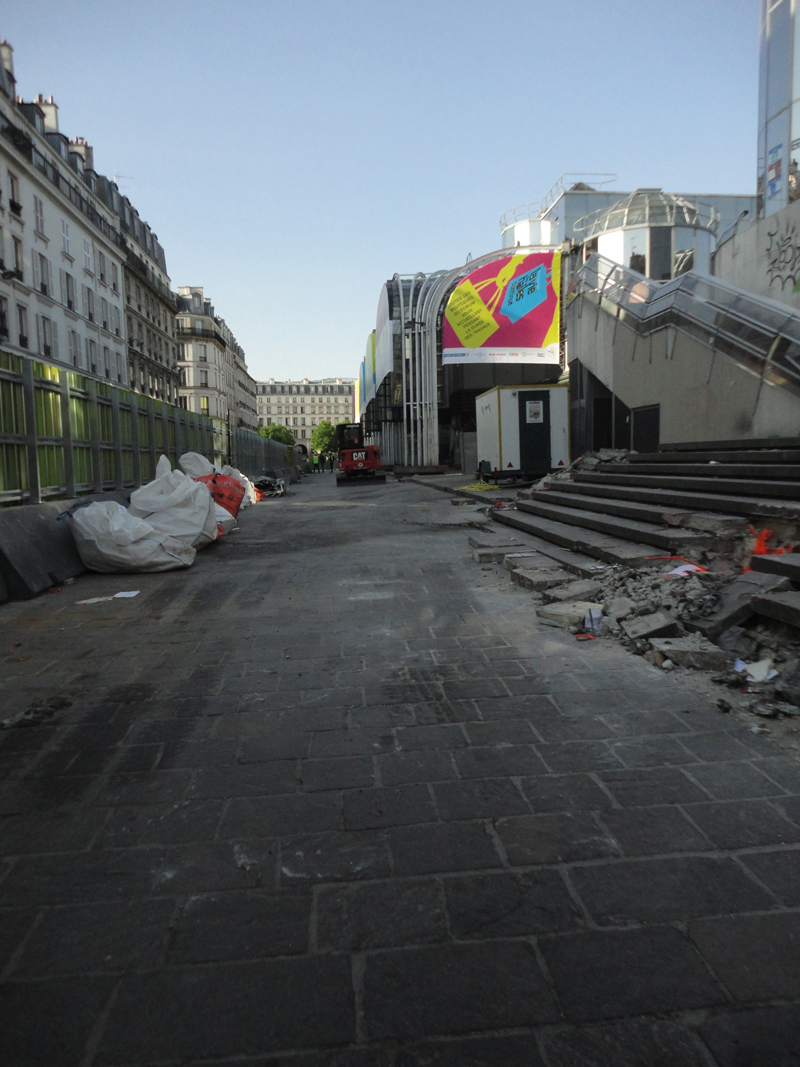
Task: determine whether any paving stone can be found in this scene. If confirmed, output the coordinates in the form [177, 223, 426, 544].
[168, 891, 310, 963]
[601, 708, 693, 736]
[441, 678, 508, 701]
[684, 799, 800, 849]
[608, 736, 695, 768]
[390, 822, 501, 875]
[0, 847, 163, 905]
[412, 699, 481, 724]
[377, 751, 457, 786]
[91, 769, 193, 808]
[12, 898, 175, 976]
[97, 956, 356, 1061]
[350, 703, 416, 728]
[539, 925, 725, 1022]
[299, 756, 375, 791]
[598, 767, 710, 806]
[538, 740, 623, 773]
[445, 870, 580, 937]
[363, 941, 558, 1039]
[496, 811, 619, 864]
[754, 756, 800, 793]
[309, 729, 396, 758]
[539, 1017, 712, 1066]
[599, 806, 711, 856]
[395, 1033, 545, 1066]
[222, 794, 342, 838]
[0, 907, 37, 971]
[0, 975, 111, 1065]
[685, 760, 785, 801]
[678, 731, 755, 762]
[189, 762, 299, 799]
[505, 674, 587, 696]
[689, 911, 800, 1001]
[0, 808, 109, 854]
[394, 724, 468, 751]
[699, 1006, 800, 1067]
[455, 744, 547, 779]
[570, 855, 774, 924]
[528, 711, 615, 742]
[519, 773, 614, 813]
[739, 848, 800, 905]
[343, 784, 438, 830]
[237, 733, 312, 760]
[279, 830, 391, 884]
[317, 879, 446, 950]
[433, 778, 530, 820]
[148, 841, 276, 895]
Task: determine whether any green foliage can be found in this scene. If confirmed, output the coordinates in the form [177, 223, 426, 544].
[259, 423, 295, 445]
[311, 420, 337, 453]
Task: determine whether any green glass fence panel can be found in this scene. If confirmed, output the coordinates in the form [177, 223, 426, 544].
[67, 371, 87, 391]
[34, 386, 62, 438]
[140, 452, 154, 482]
[119, 408, 132, 445]
[97, 382, 111, 399]
[70, 395, 91, 441]
[122, 452, 134, 481]
[38, 444, 64, 490]
[98, 403, 113, 443]
[73, 446, 93, 487]
[0, 351, 23, 374]
[101, 450, 115, 482]
[0, 444, 27, 493]
[0, 379, 26, 435]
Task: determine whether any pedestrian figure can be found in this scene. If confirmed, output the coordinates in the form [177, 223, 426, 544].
[328, 453, 334, 472]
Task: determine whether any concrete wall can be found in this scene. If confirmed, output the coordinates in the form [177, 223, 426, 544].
[714, 198, 800, 309]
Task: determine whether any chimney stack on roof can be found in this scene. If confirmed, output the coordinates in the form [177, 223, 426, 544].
[35, 93, 59, 133]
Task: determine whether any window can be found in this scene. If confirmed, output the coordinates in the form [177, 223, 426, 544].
[13, 237, 23, 279]
[103, 346, 111, 379]
[41, 316, 52, 357]
[68, 329, 80, 367]
[61, 219, 70, 255]
[37, 253, 49, 295]
[200, 396, 209, 414]
[101, 298, 108, 331]
[0, 295, 7, 337]
[18, 305, 28, 348]
[200, 370, 208, 386]
[113, 306, 121, 337]
[84, 286, 95, 323]
[111, 262, 118, 292]
[33, 196, 45, 235]
[61, 270, 75, 310]
[83, 238, 93, 271]
[97, 251, 106, 284]
[9, 172, 20, 209]
[199, 344, 207, 362]
[86, 337, 97, 373]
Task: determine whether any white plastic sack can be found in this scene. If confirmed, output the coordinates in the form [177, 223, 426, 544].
[129, 457, 218, 548]
[72, 502, 195, 573]
[178, 451, 217, 478]
[221, 464, 256, 507]
[214, 502, 238, 535]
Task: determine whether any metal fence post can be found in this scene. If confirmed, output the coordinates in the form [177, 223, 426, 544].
[110, 388, 123, 489]
[130, 394, 141, 487]
[174, 406, 182, 462]
[58, 368, 75, 499]
[160, 404, 171, 467]
[86, 378, 102, 493]
[147, 397, 157, 476]
[21, 359, 41, 505]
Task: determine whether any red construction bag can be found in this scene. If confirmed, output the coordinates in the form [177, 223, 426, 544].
[193, 473, 245, 517]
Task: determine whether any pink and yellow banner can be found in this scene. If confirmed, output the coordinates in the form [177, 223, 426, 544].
[442, 251, 561, 364]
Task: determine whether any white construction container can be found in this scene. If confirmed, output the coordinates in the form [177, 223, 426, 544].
[475, 382, 569, 478]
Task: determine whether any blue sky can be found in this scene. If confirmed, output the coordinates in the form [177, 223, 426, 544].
[5, 1, 759, 381]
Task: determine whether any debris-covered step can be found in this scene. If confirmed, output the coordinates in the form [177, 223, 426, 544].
[474, 525, 608, 578]
[492, 510, 665, 568]
[584, 467, 800, 499]
[573, 470, 800, 505]
[628, 449, 800, 465]
[751, 589, 800, 629]
[516, 498, 709, 553]
[606, 461, 800, 481]
[687, 571, 791, 638]
[523, 488, 745, 534]
[749, 553, 800, 582]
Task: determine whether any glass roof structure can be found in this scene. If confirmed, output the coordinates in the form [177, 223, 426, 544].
[573, 189, 719, 239]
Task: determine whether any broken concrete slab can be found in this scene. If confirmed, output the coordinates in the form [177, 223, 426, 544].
[502, 552, 542, 571]
[468, 532, 527, 549]
[689, 572, 791, 639]
[752, 700, 800, 718]
[542, 579, 604, 604]
[473, 547, 526, 563]
[749, 553, 800, 582]
[650, 635, 728, 671]
[622, 610, 681, 641]
[751, 589, 800, 630]
[511, 566, 573, 592]
[606, 596, 638, 621]
[536, 600, 603, 627]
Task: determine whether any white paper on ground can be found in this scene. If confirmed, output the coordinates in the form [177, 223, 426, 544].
[666, 563, 705, 576]
[114, 591, 139, 598]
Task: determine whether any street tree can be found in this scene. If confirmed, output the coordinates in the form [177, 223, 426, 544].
[311, 420, 337, 453]
[259, 424, 295, 446]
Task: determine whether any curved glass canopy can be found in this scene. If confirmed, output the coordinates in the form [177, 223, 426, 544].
[574, 189, 719, 238]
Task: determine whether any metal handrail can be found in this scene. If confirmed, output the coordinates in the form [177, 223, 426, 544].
[499, 173, 618, 229]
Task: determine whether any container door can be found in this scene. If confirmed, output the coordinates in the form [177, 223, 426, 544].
[518, 391, 551, 476]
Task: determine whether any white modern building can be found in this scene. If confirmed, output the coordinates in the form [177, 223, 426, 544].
[0, 44, 127, 383]
[176, 286, 257, 428]
[256, 378, 355, 444]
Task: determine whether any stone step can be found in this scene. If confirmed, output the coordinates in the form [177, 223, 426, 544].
[528, 488, 736, 535]
[561, 476, 800, 520]
[751, 589, 800, 629]
[598, 462, 800, 484]
[629, 450, 800, 465]
[574, 470, 800, 501]
[749, 554, 800, 582]
[492, 510, 664, 569]
[687, 572, 791, 639]
[486, 528, 609, 579]
[516, 498, 708, 554]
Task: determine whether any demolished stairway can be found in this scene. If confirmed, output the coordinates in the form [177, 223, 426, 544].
[492, 442, 800, 628]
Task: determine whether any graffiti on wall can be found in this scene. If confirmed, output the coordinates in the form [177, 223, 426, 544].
[765, 218, 800, 292]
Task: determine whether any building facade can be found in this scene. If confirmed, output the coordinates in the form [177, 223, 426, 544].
[256, 378, 355, 444]
[0, 45, 127, 383]
[176, 286, 257, 428]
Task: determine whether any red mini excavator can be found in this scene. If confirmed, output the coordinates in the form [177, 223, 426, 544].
[335, 423, 386, 487]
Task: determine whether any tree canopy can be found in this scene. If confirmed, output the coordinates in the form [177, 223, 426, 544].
[311, 420, 338, 453]
[258, 423, 295, 446]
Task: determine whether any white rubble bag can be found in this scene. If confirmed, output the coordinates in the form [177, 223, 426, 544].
[128, 456, 218, 548]
[221, 464, 256, 507]
[178, 451, 218, 478]
[72, 502, 196, 573]
[214, 502, 238, 535]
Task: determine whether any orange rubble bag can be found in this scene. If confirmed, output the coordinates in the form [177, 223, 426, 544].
[193, 473, 245, 517]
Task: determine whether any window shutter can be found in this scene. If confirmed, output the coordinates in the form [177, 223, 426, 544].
[82, 285, 88, 318]
[60, 268, 67, 305]
[46, 258, 53, 293]
[51, 322, 59, 361]
[32, 252, 40, 291]
[35, 314, 42, 354]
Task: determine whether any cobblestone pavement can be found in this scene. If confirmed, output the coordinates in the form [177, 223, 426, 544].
[1, 474, 799, 1066]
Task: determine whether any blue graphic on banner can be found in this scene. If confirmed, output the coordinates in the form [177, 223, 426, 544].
[499, 263, 548, 324]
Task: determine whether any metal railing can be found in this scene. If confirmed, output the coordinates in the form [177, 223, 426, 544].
[499, 173, 618, 230]
[566, 254, 800, 399]
[0, 349, 299, 505]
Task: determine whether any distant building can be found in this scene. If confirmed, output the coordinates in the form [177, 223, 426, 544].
[256, 377, 355, 444]
[0, 43, 127, 383]
[176, 286, 257, 428]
